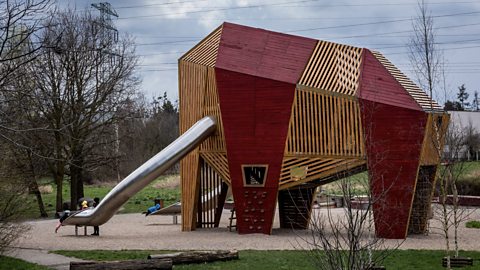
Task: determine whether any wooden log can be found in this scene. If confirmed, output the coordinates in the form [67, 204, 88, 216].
[147, 250, 239, 264]
[70, 258, 172, 270]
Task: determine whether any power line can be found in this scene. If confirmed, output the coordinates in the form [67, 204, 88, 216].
[118, 0, 321, 20]
[115, 0, 208, 9]
[286, 11, 480, 33]
[321, 22, 480, 40]
[116, 0, 479, 19]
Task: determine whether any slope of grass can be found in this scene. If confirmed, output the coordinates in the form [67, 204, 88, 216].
[52, 249, 480, 270]
[22, 175, 180, 219]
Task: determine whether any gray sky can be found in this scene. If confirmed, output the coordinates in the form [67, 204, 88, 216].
[64, 0, 480, 106]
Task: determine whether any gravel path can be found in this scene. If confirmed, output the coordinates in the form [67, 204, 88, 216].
[15, 207, 480, 251]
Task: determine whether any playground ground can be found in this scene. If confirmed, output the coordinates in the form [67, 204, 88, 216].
[12, 207, 480, 251]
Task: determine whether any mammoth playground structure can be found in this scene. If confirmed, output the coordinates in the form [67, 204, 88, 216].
[61, 22, 449, 240]
[178, 22, 449, 239]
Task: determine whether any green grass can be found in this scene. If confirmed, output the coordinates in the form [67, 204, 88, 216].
[22, 175, 180, 219]
[52, 249, 480, 270]
[466, 220, 480, 229]
[462, 161, 480, 176]
[323, 161, 480, 196]
[0, 256, 51, 270]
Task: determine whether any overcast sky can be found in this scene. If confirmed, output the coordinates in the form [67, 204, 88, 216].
[64, 0, 480, 106]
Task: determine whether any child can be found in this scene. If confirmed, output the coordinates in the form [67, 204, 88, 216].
[145, 202, 161, 216]
[92, 197, 100, 236]
[55, 210, 70, 233]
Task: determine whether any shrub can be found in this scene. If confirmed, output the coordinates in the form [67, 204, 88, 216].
[466, 220, 480, 229]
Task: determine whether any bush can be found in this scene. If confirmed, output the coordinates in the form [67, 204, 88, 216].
[456, 176, 480, 196]
[466, 220, 480, 229]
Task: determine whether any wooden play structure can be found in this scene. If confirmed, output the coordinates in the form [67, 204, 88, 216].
[178, 22, 448, 239]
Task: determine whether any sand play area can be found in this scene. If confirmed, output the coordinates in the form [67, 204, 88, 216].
[14, 207, 480, 252]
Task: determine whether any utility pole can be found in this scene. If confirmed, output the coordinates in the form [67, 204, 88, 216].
[92, 2, 121, 182]
[91, 2, 119, 54]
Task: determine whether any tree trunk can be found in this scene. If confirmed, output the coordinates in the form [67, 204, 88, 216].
[147, 250, 239, 264]
[27, 152, 48, 217]
[54, 166, 65, 212]
[70, 165, 79, 210]
[70, 146, 85, 209]
[29, 177, 48, 217]
[70, 259, 172, 270]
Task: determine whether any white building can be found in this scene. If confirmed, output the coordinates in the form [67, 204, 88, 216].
[446, 111, 480, 161]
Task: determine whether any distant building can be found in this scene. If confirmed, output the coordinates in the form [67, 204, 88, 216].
[446, 111, 480, 160]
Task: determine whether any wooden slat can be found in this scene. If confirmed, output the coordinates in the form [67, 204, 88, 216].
[299, 41, 363, 96]
[197, 159, 224, 228]
[278, 158, 366, 190]
[199, 152, 231, 184]
[181, 26, 222, 67]
[371, 51, 443, 111]
[420, 113, 450, 165]
[199, 67, 226, 152]
[179, 61, 207, 231]
[285, 87, 365, 158]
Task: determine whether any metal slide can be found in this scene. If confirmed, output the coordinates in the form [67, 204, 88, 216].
[62, 116, 216, 226]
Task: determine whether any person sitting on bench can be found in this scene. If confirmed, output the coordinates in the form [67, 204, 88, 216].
[145, 201, 161, 216]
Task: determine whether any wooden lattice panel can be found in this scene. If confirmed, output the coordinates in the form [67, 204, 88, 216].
[409, 165, 437, 234]
[299, 41, 362, 96]
[179, 60, 207, 231]
[420, 113, 450, 166]
[278, 157, 366, 190]
[371, 51, 442, 111]
[198, 159, 224, 228]
[199, 66, 226, 152]
[285, 87, 365, 158]
[180, 25, 222, 67]
[200, 152, 231, 185]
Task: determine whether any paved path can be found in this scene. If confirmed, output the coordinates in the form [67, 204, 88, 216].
[6, 247, 86, 270]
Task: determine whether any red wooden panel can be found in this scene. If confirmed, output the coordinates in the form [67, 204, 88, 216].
[215, 68, 296, 234]
[216, 22, 317, 84]
[359, 99, 427, 239]
[358, 49, 422, 111]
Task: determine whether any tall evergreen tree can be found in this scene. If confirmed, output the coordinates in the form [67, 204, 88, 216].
[457, 84, 469, 110]
[472, 91, 479, 111]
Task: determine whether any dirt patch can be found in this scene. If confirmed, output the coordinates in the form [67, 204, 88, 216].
[153, 175, 180, 189]
[39, 185, 53, 194]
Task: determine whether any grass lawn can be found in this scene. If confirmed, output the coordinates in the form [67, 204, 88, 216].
[462, 161, 480, 176]
[22, 175, 180, 219]
[53, 249, 480, 270]
[0, 256, 50, 270]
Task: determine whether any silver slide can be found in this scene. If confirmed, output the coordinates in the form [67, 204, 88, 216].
[62, 116, 216, 226]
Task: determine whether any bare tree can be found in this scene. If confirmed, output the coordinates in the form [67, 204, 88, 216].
[0, 0, 51, 89]
[0, 0, 53, 217]
[295, 162, 403, 270]
[408, 0, 442, 104]
[8, 7, 140, 211]
[0, 143, 30, 255]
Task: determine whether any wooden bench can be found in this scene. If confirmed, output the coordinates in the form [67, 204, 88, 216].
[75, 225, 88, 236]
[442, 257, 473, 267]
